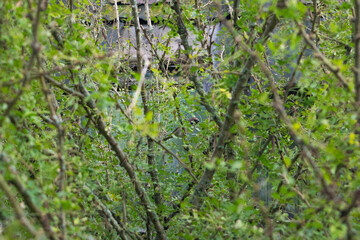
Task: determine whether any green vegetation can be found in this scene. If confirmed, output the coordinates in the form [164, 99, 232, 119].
[0, 0, 359, 239]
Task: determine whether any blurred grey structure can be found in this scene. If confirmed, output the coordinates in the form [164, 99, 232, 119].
[101, 0, 223, 72]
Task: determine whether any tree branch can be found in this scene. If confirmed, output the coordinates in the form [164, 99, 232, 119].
[172, 1, 223, 128]
[297, 22, 350, 90]
[0, 153, 58, 240]
[189, 6, 279, 210]
[78, 82, 167, 240]
[0, 174, 37, 236]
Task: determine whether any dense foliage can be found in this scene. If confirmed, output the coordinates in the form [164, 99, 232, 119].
[1, 0, 360, 239]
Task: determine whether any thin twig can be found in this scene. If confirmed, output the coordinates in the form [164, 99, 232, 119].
[84, 185, 140, 240]
[127, 57, 150, 115]
[188, 3, 278, 210]
[39, 75, 67, 239]
[0, 174, 37, 236]
[281, 174, 311, 207]
[297, 22, 350, 90]
[78, 81, 167, 240]
[172, 0, 223, 128]
[0, 153, 58, 240]
[113, 88, 198, 183]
